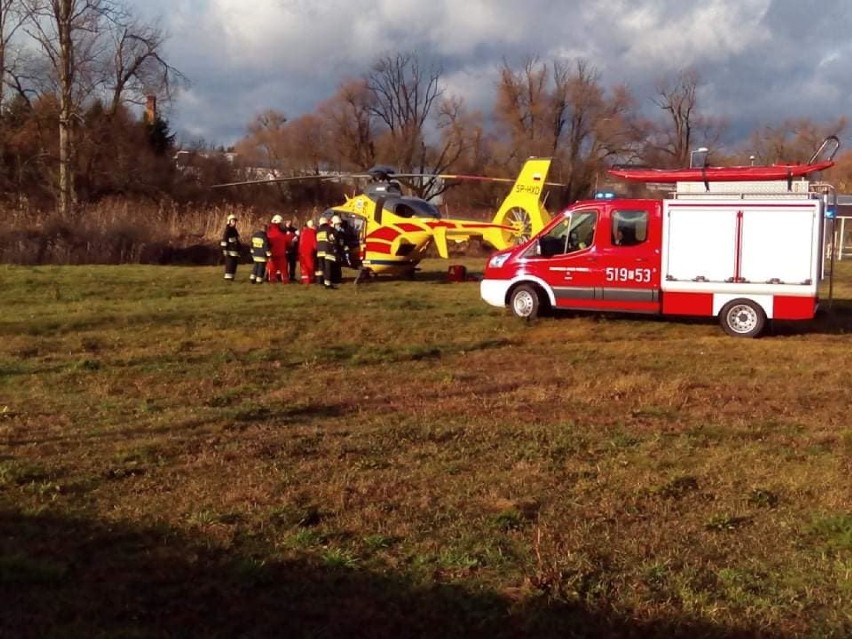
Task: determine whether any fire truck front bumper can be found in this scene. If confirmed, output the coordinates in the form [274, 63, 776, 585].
[480, 279, 512, 308]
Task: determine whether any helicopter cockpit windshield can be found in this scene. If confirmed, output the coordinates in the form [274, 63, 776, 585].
[387, 196, 442, 219]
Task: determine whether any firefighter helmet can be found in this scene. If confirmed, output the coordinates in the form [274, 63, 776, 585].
[318, 215, 329, 225]
[331, 215, 342, 225]
[271, 214, 283, 224]
[227, 214, 238, 222]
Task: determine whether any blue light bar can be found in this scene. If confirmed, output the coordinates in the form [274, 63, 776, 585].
[594, 191, 616, 200]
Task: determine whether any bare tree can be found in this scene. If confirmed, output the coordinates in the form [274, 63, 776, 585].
[553, 59, 641, 198]
[13, 0, 183, 213]
[495, 56, 551, 159]
[495, 56, 641, 200]
[21, 0, 120, 214]
[104, 11, 185, 115]
[650, 68, 726, 167]
[237, 108, 288, 172]
[366, 52, 442, 172]
[0, 0, 26, 114]
[317, 78, 377, 170]
[746, 117, 847, 165]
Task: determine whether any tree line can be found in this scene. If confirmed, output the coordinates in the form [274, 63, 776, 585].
[232, 54, 849, 209]
[1, 1, 849, 218]
[0, 0, 193, 213]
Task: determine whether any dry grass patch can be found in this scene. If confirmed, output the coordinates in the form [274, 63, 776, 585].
[1, 259, 851, 637]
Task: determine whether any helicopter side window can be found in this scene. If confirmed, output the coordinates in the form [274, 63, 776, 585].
[393, 203, 417, 218]
[409, 200, 442, 219]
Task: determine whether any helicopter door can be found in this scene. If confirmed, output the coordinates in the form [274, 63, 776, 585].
[347, 213, 368, 263]
[348, 214, 367, 241]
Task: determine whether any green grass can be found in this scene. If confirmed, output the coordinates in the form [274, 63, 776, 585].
[1, 259, 852, 638]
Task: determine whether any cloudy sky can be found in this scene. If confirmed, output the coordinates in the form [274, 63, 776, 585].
[128, 0, 852, 149]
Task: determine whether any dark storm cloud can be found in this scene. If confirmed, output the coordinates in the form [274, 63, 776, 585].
[130, 0, 852, 148]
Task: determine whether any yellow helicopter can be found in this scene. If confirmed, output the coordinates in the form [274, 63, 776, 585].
[215, 158, 557, 278]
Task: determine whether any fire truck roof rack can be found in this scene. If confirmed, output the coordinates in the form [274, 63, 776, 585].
[671, 179, 818, 200]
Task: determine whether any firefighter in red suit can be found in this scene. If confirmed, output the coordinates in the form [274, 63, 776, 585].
[299, 219, 318, 284]
[266, 214, 291, 283]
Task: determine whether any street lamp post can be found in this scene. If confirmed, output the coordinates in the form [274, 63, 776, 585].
[690, 147, 709, 168]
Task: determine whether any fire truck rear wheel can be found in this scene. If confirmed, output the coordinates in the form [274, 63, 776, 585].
[510, 284, 541, 320]
[719, 299, 766, 338]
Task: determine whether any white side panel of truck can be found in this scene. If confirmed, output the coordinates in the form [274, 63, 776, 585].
[739, 204, 818, 285]
[663, 200, 821, 288]
[663, 205, 737, 282]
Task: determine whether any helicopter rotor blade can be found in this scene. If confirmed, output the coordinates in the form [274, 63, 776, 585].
[432, 173, 565, 187]
[212, 168, 565, 189]
[387, 172, 565, 187]
[212, 173, 369, 189]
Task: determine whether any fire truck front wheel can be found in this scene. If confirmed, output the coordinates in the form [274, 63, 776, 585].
[719, 299, 766, 338]
[509, 284, 542, 320]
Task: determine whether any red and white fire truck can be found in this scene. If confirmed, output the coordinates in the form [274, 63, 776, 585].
[481, 151, 839, 337]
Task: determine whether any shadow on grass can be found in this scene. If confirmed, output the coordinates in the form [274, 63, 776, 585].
[535, 298, 852, 337]
[0, 510, 792, 639]
[6, 401, 353, 449]
[771, 300, 852, 336]
[348, 269, 483, 285]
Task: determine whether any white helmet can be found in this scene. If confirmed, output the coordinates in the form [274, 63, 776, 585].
[227, 214, 238, 222]
[331, 215, 342, 225]
[271, 214, 283, 224]
[318, 215, 329, 225]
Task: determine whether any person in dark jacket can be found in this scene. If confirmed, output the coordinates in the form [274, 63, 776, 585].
[284, 219, 299, 282]
[329, 215, 349, 285]
[317, 215, 341, 289]
[249, 228, 272, 284]
[220, 214, 241, 281]
[315, 215, 330, 286]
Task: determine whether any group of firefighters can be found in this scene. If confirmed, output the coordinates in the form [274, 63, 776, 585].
[219, 213, 359, 289]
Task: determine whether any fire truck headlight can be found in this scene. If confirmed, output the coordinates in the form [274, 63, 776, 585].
[489, 253, 510, 269]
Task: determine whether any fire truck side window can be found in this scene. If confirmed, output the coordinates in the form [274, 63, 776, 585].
[537, 219, 571, 257]
[567, 211, 598, 252]
[535, 211, 598, 257]
[611, 210, 648, 247]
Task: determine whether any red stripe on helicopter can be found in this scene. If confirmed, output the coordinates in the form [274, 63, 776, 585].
[368, 227, 400, 242]
[364, 242, 392, 254]
[396, 223, 426, 233]
[426, 221, 508, 230]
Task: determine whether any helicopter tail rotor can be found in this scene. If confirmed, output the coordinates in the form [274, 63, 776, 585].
[487, 158, 554, 248]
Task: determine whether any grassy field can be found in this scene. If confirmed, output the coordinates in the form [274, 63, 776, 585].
[1, 258, 851, 638]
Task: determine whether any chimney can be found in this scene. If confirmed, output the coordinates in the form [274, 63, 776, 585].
[145, 95, 157, 123]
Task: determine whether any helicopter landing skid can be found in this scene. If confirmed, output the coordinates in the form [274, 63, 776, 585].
[354, 267, 375, 286]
